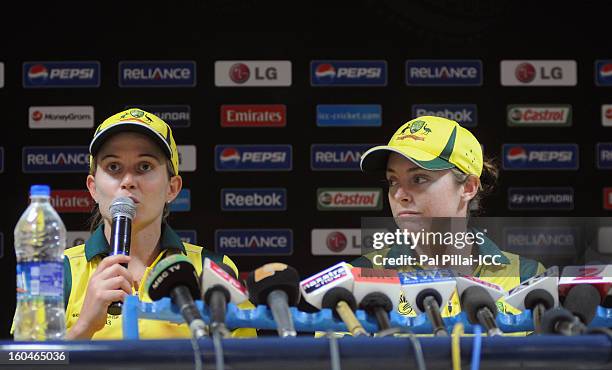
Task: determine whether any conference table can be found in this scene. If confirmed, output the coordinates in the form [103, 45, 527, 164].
[1, 335, 611, 370]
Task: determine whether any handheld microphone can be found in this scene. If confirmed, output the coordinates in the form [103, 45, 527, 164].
[505, 266, 559, 333]
[107, 196, 136, 315]
[352, 267, 401, 335]
[540, 307, 587, 335]
[456, 275, 506, 336]
[200, 258, 249, 337]
[398, 269, 456, 336]
[146, 254, 207, 338]
[300, 262, 367, 336]
[246, 263, 300, 338]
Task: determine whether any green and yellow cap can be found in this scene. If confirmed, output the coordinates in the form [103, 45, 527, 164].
[89, 108, 179, 175]
[360, 116, 483, 177]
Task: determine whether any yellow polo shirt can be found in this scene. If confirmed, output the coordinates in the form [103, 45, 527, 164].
[63, 223, 256, 339]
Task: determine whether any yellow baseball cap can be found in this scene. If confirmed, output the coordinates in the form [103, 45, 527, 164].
[89, 108, 179, 175]
[360, 116, 483, 177]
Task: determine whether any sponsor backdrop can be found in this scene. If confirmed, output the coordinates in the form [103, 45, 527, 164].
[0, 0, 611, 337]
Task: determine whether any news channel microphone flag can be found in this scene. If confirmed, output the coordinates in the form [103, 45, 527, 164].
[359, 115, 483, 178]
[88, 108, 180, 176]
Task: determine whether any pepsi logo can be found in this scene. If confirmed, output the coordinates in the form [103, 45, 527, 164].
[515, 63, 536, 83]
[219, 147, 241, 166]
[507, 147, 528, 162]
[319, 192, 332, 206]
[600, 63, 612, 78]
[326, 231, 347, 253]
[28, 64, 49, 81]
[31, 110, 43, 121]
[315, 63, 336, 80]
[229, 63, 250, 84]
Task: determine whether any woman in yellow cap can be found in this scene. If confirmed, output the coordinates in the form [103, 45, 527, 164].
[353, 116, 545, 316]
[63, 108, 255, 339]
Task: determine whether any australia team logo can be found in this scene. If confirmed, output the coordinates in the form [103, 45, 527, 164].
[595, 60, 612, 86]
[310, 60, 387, 86]
[23, 61, 100, 88]
[405, 60, 482, 86]
[502, 144, 578, 170]
[215, 145, 292, 171]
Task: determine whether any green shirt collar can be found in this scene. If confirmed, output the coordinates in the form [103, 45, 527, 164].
[85, 223, 186, 262]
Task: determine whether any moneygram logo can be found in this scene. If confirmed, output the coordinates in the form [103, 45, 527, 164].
[23, 61, 100, 88]
[411, 104, 477, 127]
[128, 105, 191, 128]
[311, 144, 372, 171]
[28, 106, 94, 129]
[597, 143, 612, 169]
[602, 104, 612, 127]
[169, 189, 190, 212]
[119, 61, 196, 87]
[507, 105, 572, 127]
[215, 145, 292, 171]
[221, 188, 287, 211]
[311, 229, 363, 255]
[595, 60, 612, 86]
[50, 190, 95, 213]
[502, 144, 578, 170]
[220, 105, 286, 127]
[215, 61, 291, 87]
[310, 60, 387, 86]
[500, 60, 577, 86]
[508, 187, 574, 210]
[215, 229, 293, 256]
[317, 188, 382, 210]
[405, 60, 482, 86]
[22, 147, 89, 173]
[316, 105, 382, 127]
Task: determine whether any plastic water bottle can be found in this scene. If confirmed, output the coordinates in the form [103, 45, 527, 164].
[13, 185, 67, 340]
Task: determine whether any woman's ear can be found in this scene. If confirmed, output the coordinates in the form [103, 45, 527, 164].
[461, 175, 480, 202]
[166, 175, 183, 203]
[86, 175, 97, 203]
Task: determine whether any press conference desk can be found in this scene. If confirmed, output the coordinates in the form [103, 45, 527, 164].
[1, 336, 611, 370]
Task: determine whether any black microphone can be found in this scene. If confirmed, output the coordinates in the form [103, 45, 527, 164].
[562, 284, 601, 326]
[460, 286, 502, 336]
[107, 196, 136, 315]
[146, 254, 208, 338]
[246, 263, 300, 337]
[540, 308, 587, 335]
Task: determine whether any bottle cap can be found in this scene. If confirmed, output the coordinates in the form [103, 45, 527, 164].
[30, 184, 50, 197]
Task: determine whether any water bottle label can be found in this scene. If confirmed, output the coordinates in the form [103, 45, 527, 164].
[16, 262, 63, 298]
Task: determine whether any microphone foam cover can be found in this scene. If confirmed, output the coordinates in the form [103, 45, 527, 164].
[461, 285, 497, 325]
[246, 263, 300, 306]
[540, 307, 576, 334]
[563, 284, 600, 324]
[415, 288, 443, 313]
[322, 287, 357, 317]
[524, 289, 555, 311]
[146, 254, 200, 302]
[359, 292, 392, 314]
[110, 196, 136, 219]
